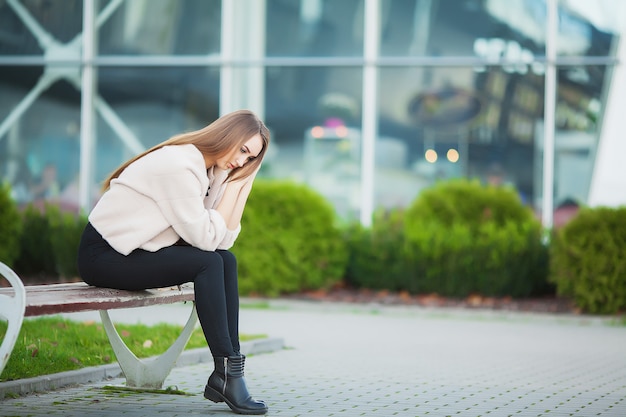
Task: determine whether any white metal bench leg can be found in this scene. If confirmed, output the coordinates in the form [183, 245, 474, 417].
[99, 303, 198, 389]
[0, 263, 26, 377]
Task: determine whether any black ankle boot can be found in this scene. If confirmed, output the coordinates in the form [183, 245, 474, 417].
[204, 354, 268, 415]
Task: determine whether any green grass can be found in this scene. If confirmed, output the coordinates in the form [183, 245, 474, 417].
[609, 315, 626, 327]
[0, 317, 264, 382]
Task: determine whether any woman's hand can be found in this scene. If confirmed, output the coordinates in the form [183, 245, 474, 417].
[230, 163, 261, 187]
[216, 169, 258, 230]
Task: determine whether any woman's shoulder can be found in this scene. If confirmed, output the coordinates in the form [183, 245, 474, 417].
[116, 144, 208, 194]
[157, 143, 201, 159]
[140, 144, 204, 170]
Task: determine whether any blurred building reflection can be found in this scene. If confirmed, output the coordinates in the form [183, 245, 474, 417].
[0, 0, 623, 224]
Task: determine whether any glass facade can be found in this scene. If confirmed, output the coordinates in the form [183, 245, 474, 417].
[0, 0, 623, 224]
[98, 0, 222, 56]
[266, 0, 363, 57]
[381, 0, 547, 57]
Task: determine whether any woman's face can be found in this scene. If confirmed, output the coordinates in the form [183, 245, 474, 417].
[216, 133, 264, 171]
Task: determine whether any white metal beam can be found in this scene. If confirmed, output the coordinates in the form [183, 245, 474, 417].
[541, 0, 557, 229]
[360, 0, 380, 226]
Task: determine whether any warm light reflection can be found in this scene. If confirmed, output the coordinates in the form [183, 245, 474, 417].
[425, 149, 438, 163]
[311, 126, 324, 138]
[447, 149, 460, 163]
[335, 125, 348, 137]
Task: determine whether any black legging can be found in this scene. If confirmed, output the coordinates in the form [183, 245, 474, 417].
[77, 222, 240, 357]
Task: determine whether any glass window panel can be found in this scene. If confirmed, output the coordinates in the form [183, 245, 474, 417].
[98, 0, 221, 55]
[380, 0, 546, 58]
[0, 67, 81, 211]
[94, 66, 220, 184]
[266, 0, 364, 57]
[264, 66, 363, 218]
[377, 66, 544, 211]
[557, 0, 623, 57]
[0, 0, 83, 56]
[534, 64, 610, 226]
[0, 65, 43, 123]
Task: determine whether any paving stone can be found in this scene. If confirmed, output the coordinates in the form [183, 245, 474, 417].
[1, 300, 625, 416]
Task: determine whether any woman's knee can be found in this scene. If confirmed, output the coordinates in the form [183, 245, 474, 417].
[197, 249, 225, 270]
[216, 250, 237, 267]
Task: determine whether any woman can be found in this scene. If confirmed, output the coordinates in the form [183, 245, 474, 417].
[77, 109, 270, 415]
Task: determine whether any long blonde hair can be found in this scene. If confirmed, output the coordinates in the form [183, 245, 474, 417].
[101, 109, 270, 191]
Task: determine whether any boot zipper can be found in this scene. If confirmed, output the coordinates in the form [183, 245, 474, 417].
[223, 357, 228, 395]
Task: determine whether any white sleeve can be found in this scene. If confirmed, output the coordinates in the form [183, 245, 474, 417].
[217, 223, 241, 250]
[151, 170, 229, 252]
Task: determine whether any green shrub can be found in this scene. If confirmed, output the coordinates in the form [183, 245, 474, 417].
[344, 208, 411, 291]
[13, 204, 56, 280]
[233, 180, 348, 296]
[404, 179, 549, 298]
[550, 206, 626, 314]
[14, 203, 87, 282]
[0, 182, 22, 267]
[46, 205, 88, 280]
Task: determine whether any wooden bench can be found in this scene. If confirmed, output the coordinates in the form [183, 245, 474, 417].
[0, 262, 197, 389]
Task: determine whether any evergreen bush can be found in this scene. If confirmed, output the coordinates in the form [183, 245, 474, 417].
[233, 179, 348, 296]
[0, 182, 22, 268]
[404, 179, 549, 298]
[46, 205, 88, 280]
[14, 203, 87, 282]
[550, 206, 626, 314]
[13, 204, 56, 281]
[344, 208, 411, 291]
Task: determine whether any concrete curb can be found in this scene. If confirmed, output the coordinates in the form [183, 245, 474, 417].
[0, 336, 284, 399]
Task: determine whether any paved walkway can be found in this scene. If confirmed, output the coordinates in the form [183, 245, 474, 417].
[1, 299, 625, 417]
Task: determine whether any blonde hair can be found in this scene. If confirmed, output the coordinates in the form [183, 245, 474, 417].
[101, 109, 270, 191]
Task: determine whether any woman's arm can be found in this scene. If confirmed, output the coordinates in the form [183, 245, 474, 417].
[215, 175, 255, 230]
[226, 180, 253, 230]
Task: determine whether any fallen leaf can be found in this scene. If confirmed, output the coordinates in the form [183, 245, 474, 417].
[417, 293, 441, 306]
[143, 340, 153, 348]
[467, 294, 483, 306]
[31, 348, 39, 357]
[306, 289, 327, 300]
[482, 297, 496, 307]
[399, 290, 412, 301]
[69, 357, 81, 364]
[376, 289, 390, 298]
[121, 330, 131, 337]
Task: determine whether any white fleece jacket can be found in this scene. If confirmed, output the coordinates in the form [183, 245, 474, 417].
[89, 144, 240, 256]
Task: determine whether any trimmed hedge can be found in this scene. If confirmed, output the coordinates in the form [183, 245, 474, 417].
[7, 180, 625, 316]
[13, 203, 87, 282]
[344, 208, 409, 292]
[47, 205, 88, 279]
[550, 206, 626, 314]
[13, 204, 56, 279]
[0, 182, 22, 268]
[403, 179, 549, 298]
[232, 179, 348, 296]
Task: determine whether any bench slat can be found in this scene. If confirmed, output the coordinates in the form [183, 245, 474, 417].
[0, 282, 195, 316]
